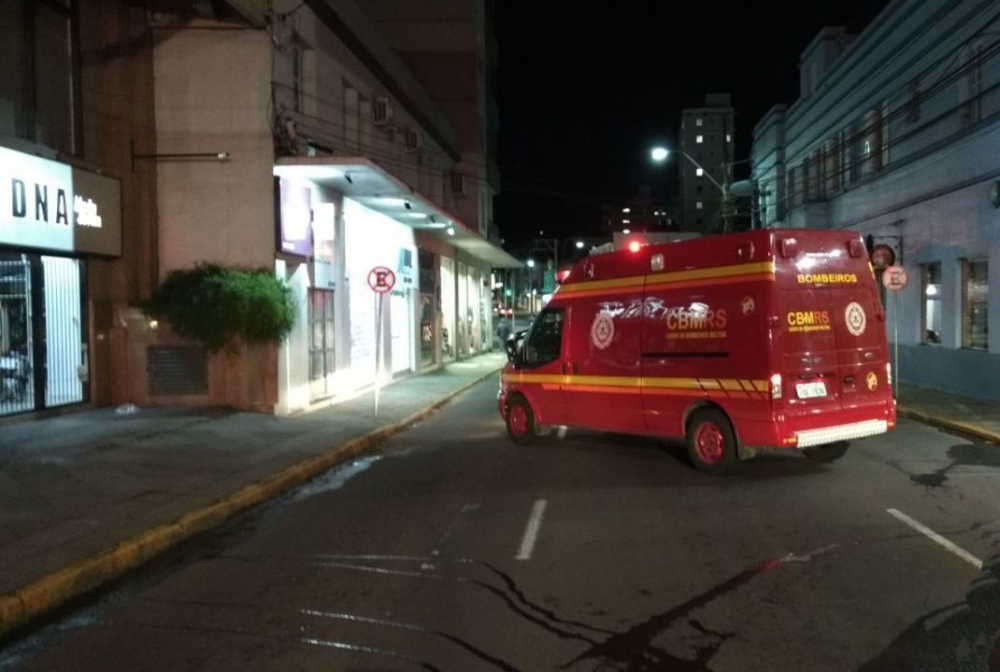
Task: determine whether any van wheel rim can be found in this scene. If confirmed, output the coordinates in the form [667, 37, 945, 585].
[510, 405, 528, 436]
[695, 422, 724, 464]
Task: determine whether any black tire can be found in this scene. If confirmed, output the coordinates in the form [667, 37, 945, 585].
[802, 441, 850, 463]
[685, 408, 738, 474]
[506, 396, 536, 446]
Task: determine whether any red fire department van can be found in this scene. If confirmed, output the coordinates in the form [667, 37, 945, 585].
[498, 229, 896, 472]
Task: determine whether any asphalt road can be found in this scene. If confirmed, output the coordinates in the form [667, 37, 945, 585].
[3, 376, 999, 671]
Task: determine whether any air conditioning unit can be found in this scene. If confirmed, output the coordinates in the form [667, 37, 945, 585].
[450, 170, 466, 197]
[372, 97, 393, 126]
[404, 128, 423, 152]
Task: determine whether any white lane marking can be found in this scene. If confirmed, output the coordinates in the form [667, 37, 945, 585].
[516, 499, 548, 561]
[887, 508, 983, 569]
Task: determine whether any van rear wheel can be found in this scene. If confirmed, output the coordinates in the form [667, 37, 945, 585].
[803, 441, 850, 463]
[685, 409, 737, 474]
[506, 397, 536, 446]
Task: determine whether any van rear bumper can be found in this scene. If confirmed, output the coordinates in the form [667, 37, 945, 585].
[739, 401, 896, 449]
[794, 419, 888, 447]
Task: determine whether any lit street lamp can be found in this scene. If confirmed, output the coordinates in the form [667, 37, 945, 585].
[526, 259, 536, 268]
[575, 241, 585, 249]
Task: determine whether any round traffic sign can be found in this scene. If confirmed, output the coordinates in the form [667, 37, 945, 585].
[367, 266, 396, 294]
[882, 265, 908, 292]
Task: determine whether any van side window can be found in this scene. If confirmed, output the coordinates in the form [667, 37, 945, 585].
[524, 308, 564, 367]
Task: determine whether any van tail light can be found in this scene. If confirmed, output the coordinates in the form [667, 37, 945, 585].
[886, 362, 893, 386]
[770, 373, 783, 400]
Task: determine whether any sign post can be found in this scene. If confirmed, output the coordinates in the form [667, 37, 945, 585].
[882, 265, 908, 399]
[367, 266, 396, 416]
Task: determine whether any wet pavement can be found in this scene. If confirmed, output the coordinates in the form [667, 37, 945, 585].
[3, 376, 998, 671]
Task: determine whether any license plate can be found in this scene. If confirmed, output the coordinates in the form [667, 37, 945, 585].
[796, 382, 827, 399]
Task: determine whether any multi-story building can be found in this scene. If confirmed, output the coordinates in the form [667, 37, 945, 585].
[679, 93, 735, 233]
[751, 1, 1000, 399]
[0, 1, 155, 419]
[0, 0, 516, 420]
[601, 188, 676, 234]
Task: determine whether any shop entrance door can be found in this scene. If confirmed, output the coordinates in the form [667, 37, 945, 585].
[0, 252, 87, 417]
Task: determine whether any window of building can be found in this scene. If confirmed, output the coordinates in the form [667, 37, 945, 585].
[696, 118, 703, 127]
[725, 134, 731, 143]
[696, 201, 703, 209]
[308, 289, 336, 385]
[825, 137, 840, 194]
[907, 81, 921, 124]
[960, 45, 983, 126]
[696, 135, 703, 144]
[921, 263, 942, 345]
[962, 258, 988, 349]
[696, 168, 704, 177]
[696, 185, 703, 194]
[881, 100, 890, 168]
[0, 0, 81, 155]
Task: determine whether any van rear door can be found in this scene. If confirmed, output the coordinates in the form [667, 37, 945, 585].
[774, 233, 888, 423]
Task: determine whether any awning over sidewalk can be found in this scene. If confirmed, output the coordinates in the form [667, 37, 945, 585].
[274, 157, 521, 268]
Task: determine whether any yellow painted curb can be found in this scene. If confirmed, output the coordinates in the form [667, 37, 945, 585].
[0, 366, 501, 640]
[898, 406, 1000, 444]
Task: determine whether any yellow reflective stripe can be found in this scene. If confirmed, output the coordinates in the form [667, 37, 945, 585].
[569, 375, 642, 387]
[640, 377, 703, 390]
[504, 373, 771, 394]
[558, 261, 776, 295]
[645, 260, 775, 285]
[501, 373, 566, 385]
[559, 274, 646, 294]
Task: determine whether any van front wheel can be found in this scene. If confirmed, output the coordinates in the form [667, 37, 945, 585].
[506, 397, 536, 446]
[685, 409, 738, 474]
[803, 441, 850, 463]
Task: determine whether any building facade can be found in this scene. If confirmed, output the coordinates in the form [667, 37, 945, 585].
[0, 0, 156, 419]
[150, 0, 516, 415]
[751, 0, 1000, 399]
[0, 0, 515, 420]
[679, 93, 735, 233]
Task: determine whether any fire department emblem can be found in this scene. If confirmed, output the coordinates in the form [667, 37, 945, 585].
[866, 371, 878, 391]
[845, 302, 867, 336]
[741, 296, 756, 316]
[591, 313, 615, 350]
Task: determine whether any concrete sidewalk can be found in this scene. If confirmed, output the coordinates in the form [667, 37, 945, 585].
[898, 383, 1000, 444]
[0, 353, 504, 639]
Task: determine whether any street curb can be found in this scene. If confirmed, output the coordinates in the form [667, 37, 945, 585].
[0, 366, 501, 641]
[898, 405, 1000, 444]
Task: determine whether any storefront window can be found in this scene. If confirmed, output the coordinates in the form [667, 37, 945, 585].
[440, 257, 456, 362]
[418, 250, 435, 368]
[921, 262, 942, 345]
[308, 288, 335, 399]
[0, 254, 34, 415]
[456, 262, 469, 357]
[962, 258, 988, 350]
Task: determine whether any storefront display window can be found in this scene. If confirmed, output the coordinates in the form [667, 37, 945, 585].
[0, 252, 85, 417]
[440, 257, 456, 362]
[308, 288, 335, 400]
[418, 250, 435, 368]
[456, 262, 469, 357]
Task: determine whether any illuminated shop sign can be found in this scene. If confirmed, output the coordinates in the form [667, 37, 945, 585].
[0, 147, 122, 256]
[275, 177, 313, 257]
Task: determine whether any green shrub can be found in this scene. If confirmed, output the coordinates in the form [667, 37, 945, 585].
[145, 264, 295, 352]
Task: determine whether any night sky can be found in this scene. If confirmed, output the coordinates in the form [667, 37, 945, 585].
[495, 0, 890, 251]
